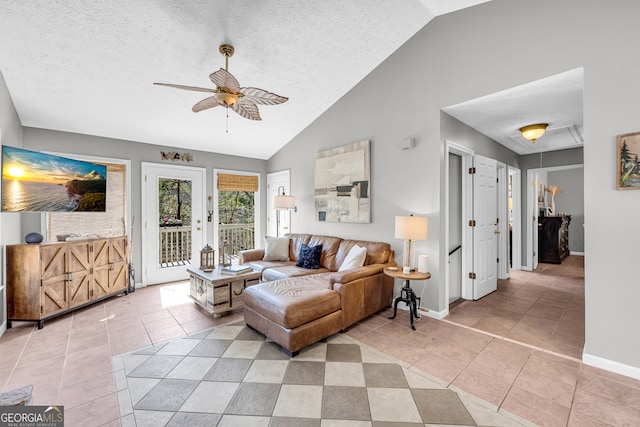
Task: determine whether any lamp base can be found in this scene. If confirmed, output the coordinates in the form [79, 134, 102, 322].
[402, 239, 417, 272]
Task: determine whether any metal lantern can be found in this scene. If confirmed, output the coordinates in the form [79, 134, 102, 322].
[199, 244, 215, 272]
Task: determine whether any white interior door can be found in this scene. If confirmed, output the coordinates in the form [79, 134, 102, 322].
[472, 155, 498, 300]
[267, 170, 291, 237]
[142, 163, 205, 286]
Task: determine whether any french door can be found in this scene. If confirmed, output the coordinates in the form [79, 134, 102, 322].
[142, 163, 205, 285]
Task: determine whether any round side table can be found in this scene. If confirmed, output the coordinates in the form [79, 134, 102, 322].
[383, 267, 431, 330]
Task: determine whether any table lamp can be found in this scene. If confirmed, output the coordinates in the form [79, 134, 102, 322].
[395, 215, 428, 273]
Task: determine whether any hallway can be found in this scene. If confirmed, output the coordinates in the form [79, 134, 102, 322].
[346, 255, 640, 425]
[446, 255, 585, 359]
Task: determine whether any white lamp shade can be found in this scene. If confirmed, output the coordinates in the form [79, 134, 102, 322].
[395, 215, 428, 240]
[273, 194, 295, 210]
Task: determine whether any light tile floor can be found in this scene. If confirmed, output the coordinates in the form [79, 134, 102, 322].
[115, 326, 525, 426]
[0, 255, 639, 426]
[347, 256, 640, 426]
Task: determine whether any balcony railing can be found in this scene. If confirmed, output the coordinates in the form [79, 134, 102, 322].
[158, 223, 254, 267]
[159, 225, 192, 266]
[219, 223, 255, 264]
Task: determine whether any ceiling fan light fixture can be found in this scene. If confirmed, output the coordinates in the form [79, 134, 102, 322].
[155, 43, 288, 123]
[214, 91, 239, 107]
[519, 123, 548, 143]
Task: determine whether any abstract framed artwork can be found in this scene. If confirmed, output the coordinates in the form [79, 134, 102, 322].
[314, 140, 371, 223]
[616, 131, 640, 190]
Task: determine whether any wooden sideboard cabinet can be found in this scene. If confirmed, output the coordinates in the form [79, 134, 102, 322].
[6, 236, 128, 329]
[538, 215, 571, 264]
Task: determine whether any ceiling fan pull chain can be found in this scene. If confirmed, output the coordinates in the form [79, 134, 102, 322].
[226, 107, 229, 133]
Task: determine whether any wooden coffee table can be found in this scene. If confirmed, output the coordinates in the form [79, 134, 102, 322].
[187, 267, 262, 318]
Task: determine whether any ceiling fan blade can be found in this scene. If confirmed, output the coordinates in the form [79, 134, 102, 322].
[154, 83, 214, 93]
[192, 96, 221, 112]
[239, 87, 289, 105]
[232, 99, 261, 121]
[210, 68, 241, 92]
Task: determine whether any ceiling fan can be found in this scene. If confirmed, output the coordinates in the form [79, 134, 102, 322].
[154, 44, 288, 121]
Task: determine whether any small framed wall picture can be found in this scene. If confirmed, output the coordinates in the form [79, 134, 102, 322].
[616, 131, 640, 190]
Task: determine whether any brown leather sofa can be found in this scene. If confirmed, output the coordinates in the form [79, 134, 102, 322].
[239, 233, 396, 356]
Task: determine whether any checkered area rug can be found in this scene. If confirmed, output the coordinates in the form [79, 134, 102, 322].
[113, 322, 528, 426]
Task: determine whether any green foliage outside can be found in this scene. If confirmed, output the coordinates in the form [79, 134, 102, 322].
[159, 178, 192, 225]
[219, 191, 254, 224]
[157, 179, 254, 226]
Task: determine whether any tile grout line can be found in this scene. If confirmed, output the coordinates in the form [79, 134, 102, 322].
[1, 324, 35, 393]
[443, 317, 582, 363]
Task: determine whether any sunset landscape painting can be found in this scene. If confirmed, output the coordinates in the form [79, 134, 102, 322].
[1, 146, 107, 212]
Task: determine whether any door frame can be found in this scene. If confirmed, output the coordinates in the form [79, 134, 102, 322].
[445, 141, 474, 302]
[508, 166, 522, 271]
[212, 168, 261, 258]
[525, 164, 583, 270]
[141, 162, 206, 286]
[267, 170, 291, 238]
[497, 162, 509, 279]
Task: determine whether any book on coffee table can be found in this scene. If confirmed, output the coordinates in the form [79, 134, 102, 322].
[220, 265, 253, 276]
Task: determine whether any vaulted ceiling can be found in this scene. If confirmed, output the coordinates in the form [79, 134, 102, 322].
[0, 1, 496, 159]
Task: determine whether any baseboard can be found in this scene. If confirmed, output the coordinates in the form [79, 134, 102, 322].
[421, 307, 448, 320]
[582, 352, 640, 380]
[571, 251, 585, 256]
[395, 304, 449, 320]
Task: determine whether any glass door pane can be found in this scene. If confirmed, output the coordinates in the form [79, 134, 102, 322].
[158, 178, 192, 268]
[218, 190, 255, 265]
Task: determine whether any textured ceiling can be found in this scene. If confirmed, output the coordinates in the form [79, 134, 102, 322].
[0, 0, 491, 159]
[443, 68, 584, 155]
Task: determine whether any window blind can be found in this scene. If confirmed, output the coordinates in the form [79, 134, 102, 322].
[217, 173, 258, 192]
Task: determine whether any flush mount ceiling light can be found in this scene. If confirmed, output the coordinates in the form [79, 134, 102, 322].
[154, 44, 288, 122]
[519, 123, 548, 143]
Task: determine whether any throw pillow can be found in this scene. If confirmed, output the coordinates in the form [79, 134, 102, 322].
[338, 245, 367, 272]
[296, 243, 323, 269]
[263, 236, 290, 261]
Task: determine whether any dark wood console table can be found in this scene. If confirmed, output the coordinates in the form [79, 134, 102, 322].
[538, 215, 571, 264]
